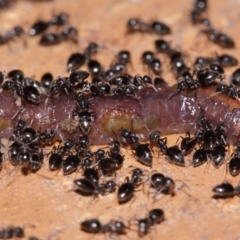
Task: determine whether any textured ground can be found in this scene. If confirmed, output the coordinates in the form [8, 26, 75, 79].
[0, 0, 240, 239]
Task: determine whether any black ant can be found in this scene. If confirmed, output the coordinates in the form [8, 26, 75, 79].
[84, 42, 98, 63]
[126, 18, 150, 34]
[126, 18, 170, 36]
[136, 208, 165, 237]
[67, 53, 85, 72]
[87, 59, 104, 78]
[0, 26, 25, 45]
[83, 168, 99, 186]
[215, 83, 239, 99]
[7, 69, 24, 82]
[69, 70, 90, 91]
[29, 13, 69, 36]
[141, 51, 162, 75]
[190, 0, 208, 25]
[194, 0, 208, 12]
[9, 122, 44, 171]
[229, 141, 240, 176]
[154, 39, 171, 54]
[80, 219, 102, 233]
[208, 142, 227, 169]
[180, 131, 197, 156]
[74, 177, 117, 197]
[101, 220, 127, 235]
[121, 129, 152, 166]
[39, 27, 78, 46]
[108, 50, 131, 75]
[48, 77, 73, 97]
[48, 139, 74, 171]
[73, 99, 95, 134]
[29, 20, 49, 36]
[109, 140, 124, 170]
[0, 226, 25, 239]
[198, 63, 225, 85]
[62, 154, 81, 175]
[168, 72, 199, 99]
[97, 179, 117, 196]
[38, 129, 55, 146]
[97, 155, 119, 176]
[150, 20, 171, 35]
[95, 145, 122, 176]
[201, 26, 235, 49]
[81, 219, 127, 236]
[73, 178, 96, 196]
[117, 168, 144, 204]
[149, 131, 185, 166]
[49, 12, 69, 26]
[194, 56, 217, 68]
[231, 68, 240, 87]
[192, 148, 208, 167]
[168, 49, 189, 79]
[2, 76, 41, 104]
[75, 134, 90, 158]
[90, 82, 111, 96]
[217, 54, 238, 67]
[150, 172, 175, 199]
[195, 54, 238, 68]
[212, 182, 240, 199]
[41, 72, 53, 92]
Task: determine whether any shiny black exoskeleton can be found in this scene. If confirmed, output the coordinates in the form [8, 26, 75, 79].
[180, 132, 197, 156]
[3, 75, 41, 104]
[196, 64, 224, 86]
[0, 26, 25, 45]
[202, 27, 235, 48]
[154, 39, 171, 54]
[0, 226, 25, 239]
[121, 129, 152, 166]
[74, 107, 95, 134]
[83, 168, 99, 186]
[150, 131, 185, 166]
[231, 68, 240, 87]
[74, 177, 117, 197]
[212, 182, 240, 198]
[48, 139, 74, 171]
[81, 219, 102, 233]
[229, 141, 240, 176]
[9, 121, 44, 171]
[141, 51, 162, 75]
[150, 172, 175, 196]
[118, 168, 144, 203]
[62, 154, 81, 175]
[39, 27, 78, 46]
[81, 219, 126, 236]
[90, 82, 111, 96]
[49, 77, 73, 97]
[136, 208, 165, 237]
[109, 50, 131, 75]
[49, 12, 69, 26]
[192, 148, 208, 167]
[101, 220, 127, 235]
[67, 53, 85, 71]
[150, 21, 171, 35]
[29, 20, 49, 36]
[215, 83, 238, 99]
[41, 72, 53, 92]
[126, 18, 149, 34]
